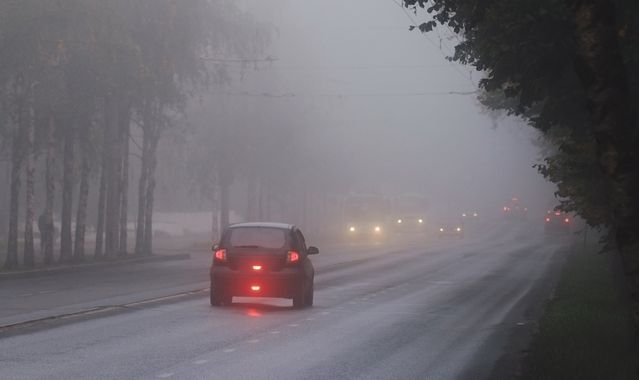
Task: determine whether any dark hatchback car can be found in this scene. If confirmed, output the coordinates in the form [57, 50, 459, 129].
[210, 222, 318, 308]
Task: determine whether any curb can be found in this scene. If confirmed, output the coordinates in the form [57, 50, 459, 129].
[0, 253, 192, 281]
[0, 287, 207, 337]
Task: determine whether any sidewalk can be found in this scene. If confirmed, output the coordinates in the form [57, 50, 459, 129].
[0, 234, 212, 279]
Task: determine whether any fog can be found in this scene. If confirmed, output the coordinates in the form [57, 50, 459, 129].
[148, 0, 555, 239]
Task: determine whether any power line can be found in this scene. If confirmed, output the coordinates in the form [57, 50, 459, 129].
[217, 90, 477, 98]
[222, 63, 457, 71]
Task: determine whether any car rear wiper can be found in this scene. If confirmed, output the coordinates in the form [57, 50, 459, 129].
[234, 245, 262, 249]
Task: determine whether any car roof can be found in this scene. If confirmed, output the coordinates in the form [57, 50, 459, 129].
[227, 222, 295, 230]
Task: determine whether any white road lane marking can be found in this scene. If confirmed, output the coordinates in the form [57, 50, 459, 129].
[157, 373, 174, 378]
[193, 360, 208, 365]
[223, 348, 236, 353]
[248, 339, 260, 343]
[269, 330, 280, 334]
[288, 324, 299, 327]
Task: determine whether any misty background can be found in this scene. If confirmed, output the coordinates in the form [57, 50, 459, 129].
[152, 0, 555, 234]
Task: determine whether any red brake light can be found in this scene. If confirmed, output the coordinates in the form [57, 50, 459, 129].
[555, 211, 561, 216]
[214, 249, 227, 262]
[286, 251, 300, 264]
[545, 217, 551, 222]
[250, 285, 261, 292]
[564, 218, 570, 223]
[252, 265, 262, 271]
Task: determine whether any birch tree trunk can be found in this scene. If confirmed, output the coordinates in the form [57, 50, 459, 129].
[43, 115, 55, 265]
[219, 175, 230, 230]
[119, 106, 130, 255]
[59, 124, 75, 263]
[135, 107, 150, 256]
[211, 185, 219, 242]
[134, 138, 148, 255]
[23, 94, 35, 267]
[95, 144, 107, 259]
[73, 120, 91, 261]
[143, 133, 159, 255]
[4, 115, 23, 270]
[104, 95, 121, 258]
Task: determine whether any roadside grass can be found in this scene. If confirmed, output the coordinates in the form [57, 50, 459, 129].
[523, 246, 639, 379]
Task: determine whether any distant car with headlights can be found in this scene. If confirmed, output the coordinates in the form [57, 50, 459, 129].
[346, 221, 387, 240]
[210, 222, 318, 308]
[394, 215, 427, 233]
[392, 194, 429, 234]
[461, 211, 480, 221]
[502, 197, 527, 219]
[343, 194, 391, 241]
[437, 223, 464, 238]
[544, 210, 571, 234]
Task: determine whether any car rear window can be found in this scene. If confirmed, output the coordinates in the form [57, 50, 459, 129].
[228, 227, 287, 249]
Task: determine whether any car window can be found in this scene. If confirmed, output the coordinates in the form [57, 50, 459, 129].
[228, 227, 287, 249]
[295, 230, 307, 252]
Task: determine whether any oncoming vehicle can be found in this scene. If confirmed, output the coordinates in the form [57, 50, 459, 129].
[210, 223, 318, 308]
[394, 216, 426, 233]
[393, 194, 429, 234]
[343, 194, 391, 241]
[437, 222, 464, 238]
[461, 211, 479, 220]
[544, 210, 571, 235]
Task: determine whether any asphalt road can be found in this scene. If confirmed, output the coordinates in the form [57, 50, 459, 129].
[0, 221, 570, 380]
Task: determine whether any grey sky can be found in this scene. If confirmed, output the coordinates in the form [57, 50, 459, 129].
[214, 0, 555, 215]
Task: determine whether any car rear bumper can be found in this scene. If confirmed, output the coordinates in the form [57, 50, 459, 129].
[211, 267, 305, 298]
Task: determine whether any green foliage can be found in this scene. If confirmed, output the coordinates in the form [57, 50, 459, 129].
[404, 0, 639, 241]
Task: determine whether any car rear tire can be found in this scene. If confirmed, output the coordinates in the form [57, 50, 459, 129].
[292, 287, 306, 309]
[210, 286, 231, 307]
[305, 283, 314, 307]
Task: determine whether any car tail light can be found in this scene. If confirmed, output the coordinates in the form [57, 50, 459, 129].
[286, 251, 300, 264]
[250, 285, 261, 292]
[252, 265, 262, 271]
[214, 249, 227, 263]
[564, 218, 570, 223]
[545, 217, 551, 223]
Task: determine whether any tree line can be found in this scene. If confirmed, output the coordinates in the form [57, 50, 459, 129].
[0, 0, 258, 269]
[404, 0, 639, 311]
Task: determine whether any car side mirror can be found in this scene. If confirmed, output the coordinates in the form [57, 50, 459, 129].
[307, 246, 319, 255]
[212, 244, 219, 252]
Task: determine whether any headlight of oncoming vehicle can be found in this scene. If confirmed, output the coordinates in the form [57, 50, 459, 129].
[349, 226, 356, 232]
[456, 227, 462, 232]
[418, 219, 423, 224]
[374, 226, 381, 232]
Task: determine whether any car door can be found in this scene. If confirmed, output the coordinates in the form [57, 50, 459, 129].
[294, 229, 314, 282]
